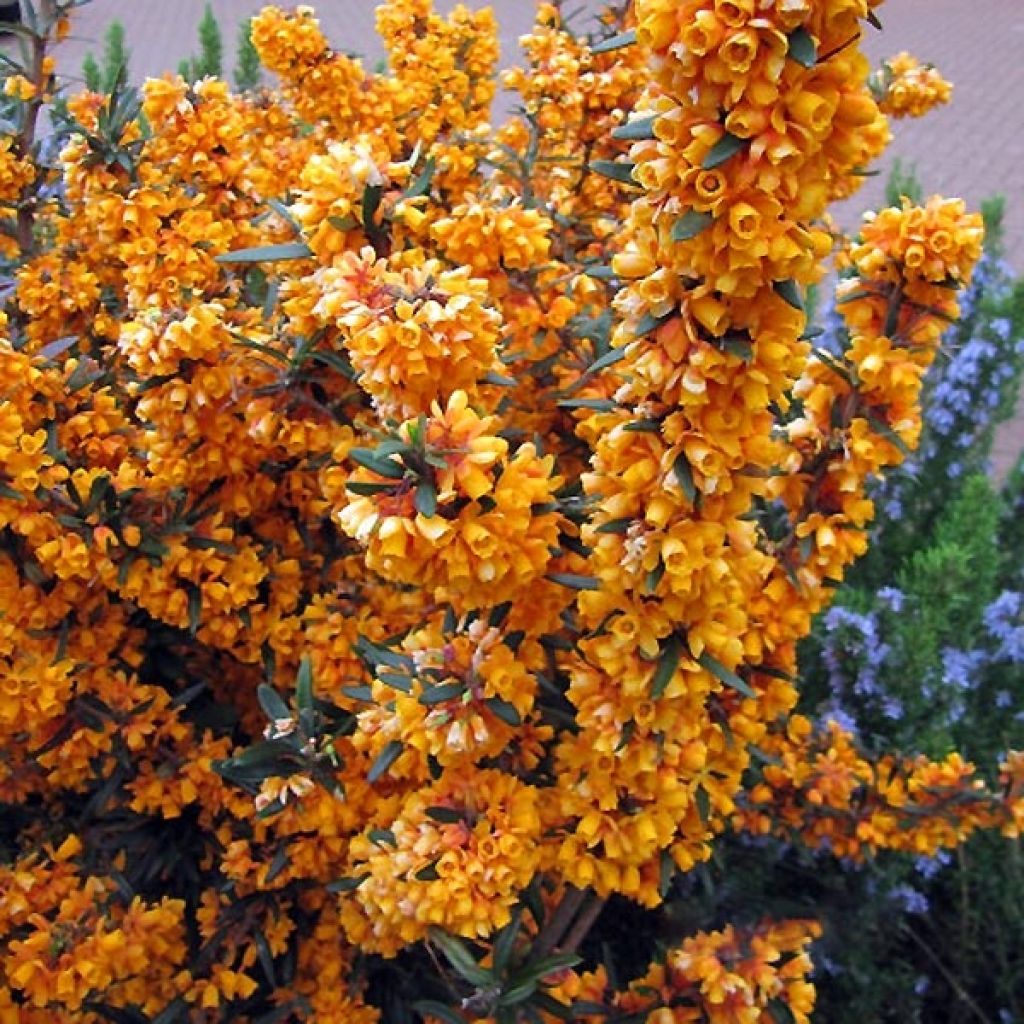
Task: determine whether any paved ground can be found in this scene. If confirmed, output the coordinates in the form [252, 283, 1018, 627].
[32, 0, 1024, 476]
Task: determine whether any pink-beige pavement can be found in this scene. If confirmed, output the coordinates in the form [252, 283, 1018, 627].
[35, 0, 1024, 476]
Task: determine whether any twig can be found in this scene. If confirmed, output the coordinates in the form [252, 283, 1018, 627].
[560, 891, 607, 954]
[900, 921, 994, 1024]
[529, 885, 587, 961]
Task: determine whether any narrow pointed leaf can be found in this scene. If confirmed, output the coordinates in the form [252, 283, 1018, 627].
[257, 684, 291, 723]
[486, 696, 522, 727]
[295, 656, 314, 712]
[216, 242, 312, 264]
[590, 160, 638, 185]
[415, 479, 438, 518]
[697, 651, 757, 698]
[787, 28, 817, 68]
[349, 448, 406, 479]
[651, 635, 682, 699]
[612, 115, 657, 141]
[672, 451, 698, 504]
[429, 929, 494, 987]
[702, 132, 746, 170]
[671, 210, 714, 241]
[590, 28, 637, 53]
[773, 279, 804, 311]
[367, 739, 403, 783]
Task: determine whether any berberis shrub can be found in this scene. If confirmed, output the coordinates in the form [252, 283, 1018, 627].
[0, 1, 1020, 1023]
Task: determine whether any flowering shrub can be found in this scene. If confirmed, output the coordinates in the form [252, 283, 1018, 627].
[0, 2, 1020, 1023]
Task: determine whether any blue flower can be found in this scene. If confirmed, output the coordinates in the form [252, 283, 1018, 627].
[940, 647, 988, 691]
[889, 883, 929, 914]
[984, 591, 1024, 663]
[877, 587, 905, 613]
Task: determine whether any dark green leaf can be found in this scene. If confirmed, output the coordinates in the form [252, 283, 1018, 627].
[787, 27, 817, 68]
[671, 209, 714, 241]
[634, 309, 674, 338]
[697, 651, 757, 698]
[258, 684, 292, 723]
[694, 785, 711, 822]
[295, 656, 314, 712]
[415, 859, 441, 881]
[425, 805, 464, 824]
[346, 480, 397, 496]
[672, 451, 697, 504]
[186, 584, 202, 637]
[216, 242, 312, 264]
[583, 346, 626, 379]
[556, 397, 617, 412]
[486, 696, 522, 727]
[419, 682, 464, 706]
[415, 478, 438, 518]
[590, 160, 638, 186]
[342, 685, 374, 702]
[658, 849, 675, 900]
[357, 637, 414, 671]
[368, 828, 397, 847]
[590, 28, 637, 53]
[362, 184, 385, 246]
[546, 572, 601, 591]
[492, 907, 522, 975]
[596, 517, 633, 535]
[623, 418, 661, 433]
[650, 635, 682, 700]
[611, 115, 657, 142]
[702, 131, 746, 170]
[349, 447, 406, 479]
[265, 845, 290, 884]
[377, 672, 413, 692]
[429, 928, 494, 987]
[773, 279, 804, 311]
[367, 739, 403, 783]
[327, 874, 369, 893]
[403, 156, 436, 199]
[488, 602, 513, 628]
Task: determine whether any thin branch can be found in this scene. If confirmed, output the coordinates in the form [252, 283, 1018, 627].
[529, 885, 587, 961]
[560, 892, 607, 954]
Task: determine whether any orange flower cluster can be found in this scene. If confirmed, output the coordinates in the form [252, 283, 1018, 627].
[544, 919, 820, 1024]
[312, 247, 503, 417]
[549, 0, 905, 909]
[737, 718, 1024, 858]
[767, 195, 984, 628]
[873, 51, 953, 119]
[337, 391, 564, 608]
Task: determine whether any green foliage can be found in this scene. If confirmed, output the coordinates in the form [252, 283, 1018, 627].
[1000, 452, 1024, 586]
[81, 51, 101, 93]
[884, 157, 923, 207]
[196, 3, 223, 79]
[100, 19, 129, 93]
[234, 17, 262, 91]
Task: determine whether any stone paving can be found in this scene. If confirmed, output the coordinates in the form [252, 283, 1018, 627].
[30, 0, 1024, 475]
